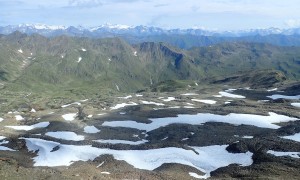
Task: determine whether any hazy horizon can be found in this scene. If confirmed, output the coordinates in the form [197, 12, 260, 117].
[1, 0, 300, 31]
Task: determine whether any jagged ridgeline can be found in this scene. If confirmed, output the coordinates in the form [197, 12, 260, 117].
[0, 32, 300, 93]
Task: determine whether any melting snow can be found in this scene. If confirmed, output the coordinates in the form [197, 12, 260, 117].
[0, 117, 3, 122]
[242, 136, 253, 139]
[102, 112, 298, 132]
[0, 146, 15, 151]
[30, 108, 36, 113]
[267, 150, 300, 159]
[181, 93, 199, 96]
[15, 115, 24, 121]
[267, 88, 278, 92]
[0, 136, 6, 140]
[115, 84, 120, 91]
[161, 137, 168, 141]
[46, 131, 84, 141]
[81, 48, 87, 51]
[22, 138, 253, 179]
[0, 136, 8, 147]
[195, 82, 199, 86]
[118, 95, 132, 99]
[162, 97, 176, 102]
[183, 106, 195, 109]
[225, 89, 237, 92]
[192, 99, 217, 105]
[62, 113, 77, 121]
[136, 94, 143, 97]
[6, 122, 49, 131]
[291, 103, 300, 107]
[140, 101, 164, 106]
[18, 49, 23, 53]
[97, 113, 106, 116]
[267, 94, 300, 100]
[281, 133, 300, 142]
[97, 161, 105, 168]
[93, 139, 148, 145]
[189, 172, 208, 179]
[84, 126, 100, 134]
[77, 57, 82, 63]
[110, 102, 138, 110]
[218, 92, 245, 98]
[133, 51, 137, 56]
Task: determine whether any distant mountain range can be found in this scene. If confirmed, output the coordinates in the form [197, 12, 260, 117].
[2, 24, 300, 49]
[1, 23, 300, 37]
[0, 32, 299, 94]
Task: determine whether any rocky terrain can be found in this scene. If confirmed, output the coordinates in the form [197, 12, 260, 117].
[0, 32, 299, 179]
[0, 80, 299, 179]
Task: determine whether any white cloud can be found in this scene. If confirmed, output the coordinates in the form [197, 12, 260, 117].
[1, 0, 300, 30]
[285, 19, 300, 28]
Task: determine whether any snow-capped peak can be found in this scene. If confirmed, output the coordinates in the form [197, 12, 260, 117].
[18, 23, 66, 30]
[90, 23, 132, 31]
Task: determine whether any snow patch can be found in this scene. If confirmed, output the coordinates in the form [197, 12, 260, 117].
[218, 91, 245, 98]
[181, 93, 199, 96]
[267, 94, 300, 100]
[0, 136, 6, 140]
[115, 84, 120, 91]
[140, 101, 164, 106]
[162, 97, 176, 102]
[189, 172, 208, 179]
[183, 106, 195, 109]
[242, 136, 253, 139]
[267, 150, 300, 159]
[77, 57, 82, 63]
[18, 49, 23, 53]
[102, 112, 298, 132]
[84, 126, 100, 134]
[0, 146, 15, 151]
[97, 161, 105, 168]
[15, 115, 24, 121]
[291, 103, 300, 107]
[110, 102, 138, 110]
[6, 122, 49, 131]
[46, 131, 84, 141]
[22, 138, 253, 179]
[62, 113, 77, 121]
[267, 88, 278, 92]
[93, 139, 148, 145]
[81, 48, 87, 51]
[118, 95, 132, 99]
[30, 108, 36, 113]
[281, 133, 300, 142]
[192, 99, 216, 105]
[161, 137, 168, 141]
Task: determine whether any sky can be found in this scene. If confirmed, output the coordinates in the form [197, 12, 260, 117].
[1, 0, 300, 30]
